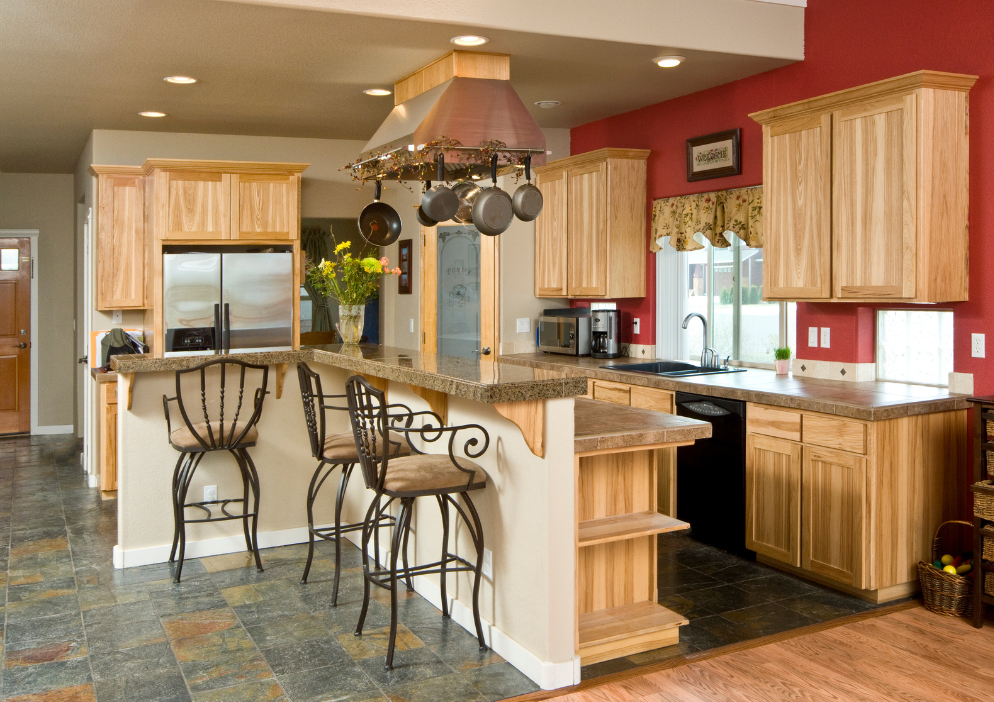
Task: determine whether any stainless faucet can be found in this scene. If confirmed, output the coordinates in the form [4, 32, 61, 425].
[682, 313, 720, 369]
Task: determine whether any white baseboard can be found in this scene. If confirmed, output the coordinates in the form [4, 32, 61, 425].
[88, 474, 100, 488]
[113, 525, 315, 569]
[33, 424, 74, 435]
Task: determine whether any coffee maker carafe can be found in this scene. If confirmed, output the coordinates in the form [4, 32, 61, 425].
[590, 309, 622, 359]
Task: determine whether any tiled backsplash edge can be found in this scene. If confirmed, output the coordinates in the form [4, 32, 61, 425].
[793, 359, 876, 382]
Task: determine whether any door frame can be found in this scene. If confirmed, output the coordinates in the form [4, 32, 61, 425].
[0, 230, 40, 434]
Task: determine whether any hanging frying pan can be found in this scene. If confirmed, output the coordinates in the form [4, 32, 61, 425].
[420, 155, 459, 223]
[416, 181, 438, 227]
[358, 180, 402, 246]
[472, 155, 514, 236]
[451, 180, 481, 224]
[511, 156, 544, 222]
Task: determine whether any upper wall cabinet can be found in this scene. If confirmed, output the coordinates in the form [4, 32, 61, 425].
[230, 173, 300, 240]
[533, 149, 649, 298]
[92, 169, 146, 310]
[154, 169, 231, 240]
[751, 71, 976, 303]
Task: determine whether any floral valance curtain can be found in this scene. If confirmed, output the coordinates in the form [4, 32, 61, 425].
[651, 186, 763, 252]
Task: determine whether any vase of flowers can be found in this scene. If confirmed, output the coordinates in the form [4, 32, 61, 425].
[774, 347, 791, 375]
[306, 240, 400, 345]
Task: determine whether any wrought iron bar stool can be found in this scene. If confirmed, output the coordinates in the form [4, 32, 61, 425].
[346, 375, 491, 670]
[162, 358, 269, 582]
[297, 362, 427, 604]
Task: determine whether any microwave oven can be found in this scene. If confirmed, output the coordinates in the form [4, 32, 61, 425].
[538, 315, 591, 355]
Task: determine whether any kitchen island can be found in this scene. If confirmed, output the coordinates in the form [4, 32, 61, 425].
[108, 345, 711, 687]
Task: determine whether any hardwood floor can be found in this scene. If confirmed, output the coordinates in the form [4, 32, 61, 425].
[513, 604, 994, 702]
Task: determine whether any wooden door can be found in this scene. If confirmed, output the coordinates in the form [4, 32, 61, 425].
[230, 173, 299, 240]
[763, 116, 832, 299]
[534, 168, 568, 297]
[745, 433, 801, 566]
[567, 162, 607, 297]
[155, 170, 230, 240]
[0, 238, 31, 434]
[832, 94, 917, 299]
[802, 445, 866, 587]
[96, 174, 146, 309]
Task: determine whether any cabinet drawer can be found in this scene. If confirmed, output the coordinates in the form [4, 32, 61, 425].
[592, 380, 631, 405]
[102, 382, 118, 405]
[630, 386, 673, 414]
[802, 414, 867, 454]
[746, 404, 801, 441]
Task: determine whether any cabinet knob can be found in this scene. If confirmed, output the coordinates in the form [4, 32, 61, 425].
[481, 347, 492, 356]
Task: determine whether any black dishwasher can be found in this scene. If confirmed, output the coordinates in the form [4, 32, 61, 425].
[676, 392, 752, 557]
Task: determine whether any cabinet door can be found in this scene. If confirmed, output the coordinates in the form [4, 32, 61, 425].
[802, 446, 865, 587]
[630, 386, 673, 414]
[96, 174, 146, 309]
[156, 170, 230, 240]
[231, 173, 299, 240]
[832, 95, 917, 299]
[99, 382, 118, 492]
[763, 116, 832, 299]
[745, 434, 801, 566]
[567, 162, 607, 297]
[534, 169, 568, 297]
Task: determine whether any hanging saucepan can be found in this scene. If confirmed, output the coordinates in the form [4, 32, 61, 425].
[451, 180, 481, 224]
[416, 181, 439, 227]
[472, 155, 514, 236]
[420, 155, 459, 223]
[358, 180, 402, 246]
[511, 156, 544, 222]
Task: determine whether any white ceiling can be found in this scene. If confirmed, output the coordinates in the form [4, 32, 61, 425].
[0, 0, 803, 173]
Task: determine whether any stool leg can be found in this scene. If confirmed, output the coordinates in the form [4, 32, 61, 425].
[169, 453, 189, 563]
[438, 495, 450, 616]
[461, 492, 487, 649]
[301, 460, 333, 585]
[174, 453, 202, 583]
[400, 499, 414, 592]
[231, 449, 253, 554]
[241, 449, 264, 572]
[386, 497, 412, 670]
[330, 463, 355, 606]
[354, 496, 381, 636]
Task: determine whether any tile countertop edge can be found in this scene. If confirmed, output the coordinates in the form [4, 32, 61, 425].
[499, 354, 971, 420]
[573, 398, 713, 452]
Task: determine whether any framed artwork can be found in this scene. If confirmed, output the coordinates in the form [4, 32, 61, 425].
[398, 239, 412, 294]
[686, 128, 741, 181]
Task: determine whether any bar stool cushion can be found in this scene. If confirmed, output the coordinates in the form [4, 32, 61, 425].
[170, 421, 258, 450]
[322, 432, 411, 462]
[384, 454, 487, 493]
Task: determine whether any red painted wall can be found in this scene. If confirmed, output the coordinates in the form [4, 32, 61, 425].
[569, 0, 994, 391]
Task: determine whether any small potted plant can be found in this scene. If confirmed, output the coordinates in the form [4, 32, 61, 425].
[306, 240, 400, 345]
[774, 347, 791, 375]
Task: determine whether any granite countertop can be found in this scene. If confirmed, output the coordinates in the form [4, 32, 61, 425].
[574, 398, 712, 452]
[109, 345, 589, 405]
[91, 368, 117, 383]
[499, 353, 971, 421]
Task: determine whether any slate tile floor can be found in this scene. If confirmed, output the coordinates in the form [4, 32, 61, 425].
[0, 435, 540, 702]
[579, 530, 892, 680]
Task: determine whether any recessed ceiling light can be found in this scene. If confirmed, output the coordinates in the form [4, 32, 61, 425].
[363, 88, 392, 96]
[534, 100, 561, 109]
[138, 111, 167, 118]
[653, 55, 685, 68]
[451, 35, 489, 47]
[164, 76, 197, 84]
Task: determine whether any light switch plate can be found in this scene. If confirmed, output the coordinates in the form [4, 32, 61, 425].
[409, 319, 414, 333]
[973, 333, 985, 358]
[808, 327, 818, 347]
[482, 548, 493, 579]
[204, 485, 217, 503]
[112, 310, 122, 324]
[820, 327, 831, 348]
[633, 318, 640, 335]
[516, 318, 530, 333]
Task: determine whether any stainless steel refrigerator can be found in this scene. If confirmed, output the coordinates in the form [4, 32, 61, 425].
[163, 252, 294, 357]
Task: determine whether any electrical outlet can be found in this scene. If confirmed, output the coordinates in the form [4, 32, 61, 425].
[112, 310, 122, 324]
[820, 327, 831, 349]
[482, 548, 493, 579]
[204, 485, 217, 503]
[516, 318, 530, 333]
[973, 333, 986, 358]
[409, 318, 414, 333]
[633, 317, 640, 335]
[808, 327, 818, 347]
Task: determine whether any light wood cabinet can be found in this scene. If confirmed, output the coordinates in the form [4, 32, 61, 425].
[533, 149, 649, 299]
[230, 172, 300, 240]
[802, 446, 865, 587]
[745, 433, 801, 566]
[93, 172, 146, 310]
[155, 169, 231, 240]
[99, 380, 118, 493]
[752, 71, 976, 303]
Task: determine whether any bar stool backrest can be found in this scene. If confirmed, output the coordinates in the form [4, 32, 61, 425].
[169, 359, 269, 451]
[296, 361, 349, 459]
[345, 375, 388, 491]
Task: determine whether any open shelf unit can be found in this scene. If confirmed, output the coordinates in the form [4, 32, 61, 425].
[969, 401, 994, 626]
[575, 446, 690, 665]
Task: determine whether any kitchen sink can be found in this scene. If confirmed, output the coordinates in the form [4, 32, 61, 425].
[599, 361, 746, 377]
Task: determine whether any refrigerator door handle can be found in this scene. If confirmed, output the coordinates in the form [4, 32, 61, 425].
[223, 303, 231, 354]
[213, 304, 222, 354]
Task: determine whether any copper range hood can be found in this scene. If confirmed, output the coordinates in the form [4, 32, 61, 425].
[356, 51, 546, 181]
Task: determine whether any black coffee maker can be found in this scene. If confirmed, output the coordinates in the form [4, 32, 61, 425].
[590, 309, 622, 359]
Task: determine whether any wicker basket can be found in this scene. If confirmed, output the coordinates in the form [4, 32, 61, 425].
[987, 572, 994, 597]
[986, 420, 994, 476]
[975, 480, 994, 521]
[918, 520, 974, 617]
[983, 533, 994, 563]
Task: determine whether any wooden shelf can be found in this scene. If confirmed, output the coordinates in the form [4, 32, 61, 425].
[578, 602, 687, 664]
[578, 511, 689, 547]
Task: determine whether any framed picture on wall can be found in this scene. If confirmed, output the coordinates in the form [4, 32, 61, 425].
[686, 128, 741, 181]
[398, 239, 412, 294]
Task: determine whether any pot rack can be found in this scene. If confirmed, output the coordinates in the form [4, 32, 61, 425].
[350, 144, 547, 183]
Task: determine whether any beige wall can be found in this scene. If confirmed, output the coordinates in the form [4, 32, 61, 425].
[0, 172, 77, 428]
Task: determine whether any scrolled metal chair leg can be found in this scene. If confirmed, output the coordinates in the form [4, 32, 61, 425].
[438, 495, 450, 616]
[461, 492, 488, 650]
[331, 463, 355, 606]
[354, 496, 381, 637]
[385, 498, 412, 670]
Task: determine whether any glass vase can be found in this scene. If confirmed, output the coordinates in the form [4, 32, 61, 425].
[337, 304, 365, 345]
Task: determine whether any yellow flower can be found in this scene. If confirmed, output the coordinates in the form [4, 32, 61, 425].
[335, 241, 351, 253]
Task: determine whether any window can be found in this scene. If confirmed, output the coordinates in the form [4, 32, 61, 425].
[663, 236, 794, 367]
[876, 310, 953, 386]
